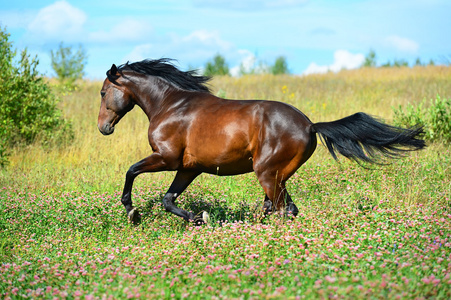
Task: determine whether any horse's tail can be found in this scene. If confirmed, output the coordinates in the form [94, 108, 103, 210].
[311, 112, 425, 164]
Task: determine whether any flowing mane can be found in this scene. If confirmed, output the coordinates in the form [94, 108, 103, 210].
[109, 58, 211, 93]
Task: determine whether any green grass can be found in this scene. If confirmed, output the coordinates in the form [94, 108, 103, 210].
[1, 66, 450, 299]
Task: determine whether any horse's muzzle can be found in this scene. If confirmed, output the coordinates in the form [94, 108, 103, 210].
[98, 123, 115, 135]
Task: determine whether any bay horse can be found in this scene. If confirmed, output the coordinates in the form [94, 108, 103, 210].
[97, 58, 425, 225]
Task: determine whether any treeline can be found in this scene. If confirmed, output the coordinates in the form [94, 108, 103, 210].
[362, 49, 442, 68]
[204, 54, 290, 76]
[205, 50, 450, 76]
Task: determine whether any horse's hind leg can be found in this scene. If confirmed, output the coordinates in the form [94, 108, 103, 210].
[262, 193, 297, 217]
[253, 149, 306, 218]
[284, 192, 299, 217]
[254, 133, 316, 218]
[262, 195, 273, 214]
[255, 167, 291, 215]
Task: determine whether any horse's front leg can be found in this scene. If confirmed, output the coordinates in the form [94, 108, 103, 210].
[162, 170, 205, 223]
[121, 153, 168, 224]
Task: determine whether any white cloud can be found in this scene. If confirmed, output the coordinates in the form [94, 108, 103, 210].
[385, 35, 419, 53]
[230, 50, 271, 76]
[181, 30, 232, 51]
[123, 29, 234, 66]
[303, 62, 329, 75]
[303, 50, 365, 75]
[230, 50, 255, 76]
[27, 0, 87, 42]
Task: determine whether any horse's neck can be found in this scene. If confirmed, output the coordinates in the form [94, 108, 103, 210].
[132, 77, 181, 120]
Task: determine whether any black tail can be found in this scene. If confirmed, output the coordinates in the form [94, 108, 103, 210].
[312, 112, 425, 164]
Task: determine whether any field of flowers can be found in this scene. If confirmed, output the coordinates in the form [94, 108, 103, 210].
[1, 66, 451, 299]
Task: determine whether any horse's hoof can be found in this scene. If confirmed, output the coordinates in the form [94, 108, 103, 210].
[202, 211, 210, 224]
[192, 211, 210, 226]
[128, 208, 141, 225]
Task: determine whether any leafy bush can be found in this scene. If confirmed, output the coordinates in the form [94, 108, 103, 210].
[0, 27, 73, 166]
[393, 95, 451, 143]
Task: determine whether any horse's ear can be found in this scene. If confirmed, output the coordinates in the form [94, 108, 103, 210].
[107, 64, 121, 83]
[110, 64, 118, 75]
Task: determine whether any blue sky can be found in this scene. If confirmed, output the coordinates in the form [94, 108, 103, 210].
[1, 0, 450, 79]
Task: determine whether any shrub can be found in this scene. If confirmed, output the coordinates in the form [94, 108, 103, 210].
[393, 95, 451, 143]
[0, 27, 73, 166]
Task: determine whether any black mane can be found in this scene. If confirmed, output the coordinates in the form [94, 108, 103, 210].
[111, 58, 211, 93]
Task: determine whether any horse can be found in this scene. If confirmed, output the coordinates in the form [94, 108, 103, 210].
[97, 58, 425, 225]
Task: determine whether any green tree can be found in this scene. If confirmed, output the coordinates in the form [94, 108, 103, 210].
[0, 27, 72, 166]
[204, 54, 230, 76]
[50, 42, 87, 87]
[363, 49, 377, 67]
[271, 56, 289, 75]
[415, 57, 423, 66]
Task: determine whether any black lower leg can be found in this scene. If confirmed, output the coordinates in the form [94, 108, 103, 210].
[263, 195, 273, 215]
[121, 169, 137, 214]
[120, 153, 168, 224]
[161, 171, 208, 224]
[285, 202, 299, 217]
[162, 192, 195, 221]
[284, 193, 298, 217]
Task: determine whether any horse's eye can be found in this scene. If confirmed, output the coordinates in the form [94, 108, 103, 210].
[100, 91, 106, 97]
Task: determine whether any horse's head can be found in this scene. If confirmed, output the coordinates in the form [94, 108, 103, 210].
[97, 64, 135, 135]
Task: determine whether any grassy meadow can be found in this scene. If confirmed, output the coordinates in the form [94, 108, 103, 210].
[1, 66, 450, 299]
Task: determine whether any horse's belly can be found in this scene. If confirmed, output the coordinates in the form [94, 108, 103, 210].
[208, 157, 254, 175]
[197, 158, 254, 176]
